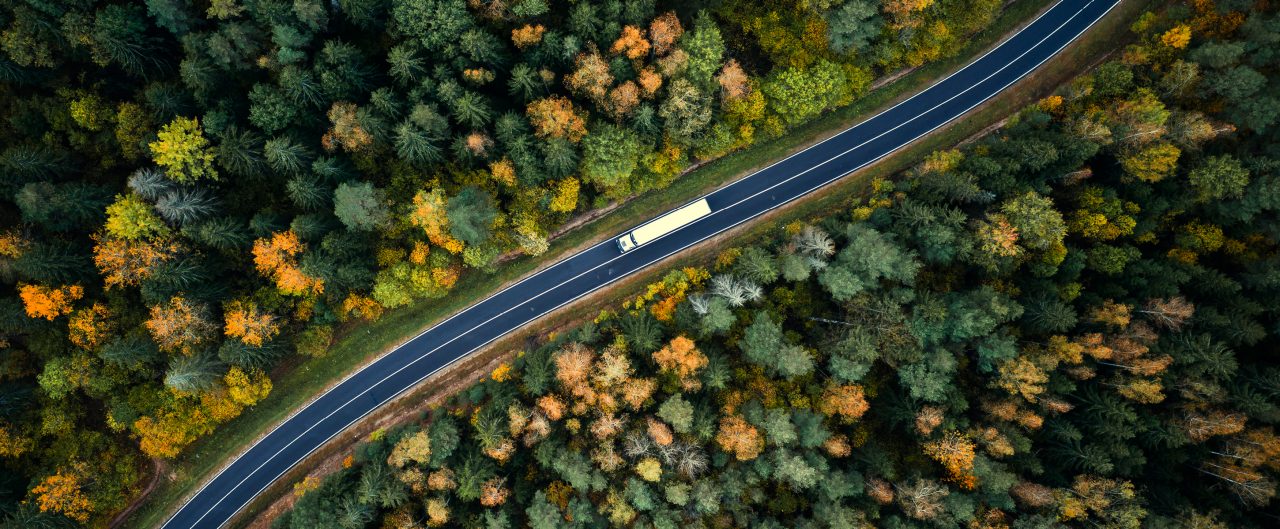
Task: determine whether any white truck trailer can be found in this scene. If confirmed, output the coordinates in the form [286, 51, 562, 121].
[616, 198, 712, 252]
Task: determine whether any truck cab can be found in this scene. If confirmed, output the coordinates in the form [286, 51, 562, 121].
[616, 233, 638, 252]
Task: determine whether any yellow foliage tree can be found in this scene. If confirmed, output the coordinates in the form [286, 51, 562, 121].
[67, 302, 112, 349]
[408, 189, 465, 253]
[1160, 24, 1191, 49]
[549, 177, 580, 213]
[923, 431, 978, 489]
[149, 116, 218, 182]
[225, 367, 272, 406]
[1121, 143, 1181, 182]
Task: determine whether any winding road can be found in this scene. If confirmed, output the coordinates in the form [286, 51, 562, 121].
[160, 1, 1120, 527]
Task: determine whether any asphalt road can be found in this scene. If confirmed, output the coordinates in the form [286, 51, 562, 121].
[160, 1, 1120, 527]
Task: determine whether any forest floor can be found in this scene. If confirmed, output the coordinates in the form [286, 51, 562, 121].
[119, 1, 1154, 527]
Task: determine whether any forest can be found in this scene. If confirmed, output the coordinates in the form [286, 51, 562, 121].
[0, 0, 1020, 526]
[266, 4, 1280, 529]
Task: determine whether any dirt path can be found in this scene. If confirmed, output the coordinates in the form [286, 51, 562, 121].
[110, 458, 167, 529]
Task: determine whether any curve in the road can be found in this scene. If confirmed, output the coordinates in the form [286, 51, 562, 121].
[161, 1, 1119, 527]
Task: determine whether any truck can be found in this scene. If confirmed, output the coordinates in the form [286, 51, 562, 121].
[616, 198, 712, 252]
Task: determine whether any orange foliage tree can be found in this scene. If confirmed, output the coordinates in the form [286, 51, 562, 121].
[30, 467, 94, 523]
[18, 283, 83, 320]
[93, 236, 177, 289]
[652, 335, 707, 388]
[223, 300, 280, 346]
[407, 189, 465, 254]
[145, 296, 216, 354]
[527, 96, 588, 142]
[67, 303, 112, 349]
[923, 431, 978, 489]
[512, 24, 545, 49]
[819, 384, 870, 423]
[610, 25, 651, 59]
[252, 230, 324, 296]
[716, 415, 764, 461]
[649, 12, 684, 56]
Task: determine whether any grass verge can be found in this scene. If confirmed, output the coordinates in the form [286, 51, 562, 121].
[121, 1, 1135, 526]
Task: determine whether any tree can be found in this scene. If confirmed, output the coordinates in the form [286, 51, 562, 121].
[333, 181, 390, 231]
[716, 415, 763, 461]
[146, 296, 216, 354]
[659, 79, 713, 145]
[149, 117, 218, 183]
[18, 284, 83, 320]
[164, 352, 223, 392]
[527, 97, 588, 142]
[739, 311, 813, 378]
[29, 468, 94, 523]
[818, 224, 919, 301]
[999, 192, 1065, 251]
[391, 0, 472, 52]
[826, 1, 882, 55]
[105, 194, 170, 240]
[763, 61, 852, 128]
[657, 394, 694, 434]
[155, 188, 217, 226]
[1188, 154, 1249, 202]
[581, 123, 643, 196]
[680, 14, 721, 90]
[223, 300, 279, 347]
[446, 187, 497, 246]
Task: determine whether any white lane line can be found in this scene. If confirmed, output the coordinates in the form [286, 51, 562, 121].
[170, 1, 1112, 526]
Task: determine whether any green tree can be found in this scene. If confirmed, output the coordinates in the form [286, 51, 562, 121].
[446, 187, 497, 246]
[763, 61, 853, 128]
[681, 14, 725, 90]
[581, 123, 644, 197]
[818, 224, 919, 301]
[826, 1, 882, 55]
[391, 0, 473, 52]
[1188, 155, 1249, 202]
[999, 191, 1066, 251]
[333, 182, 390, 232]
